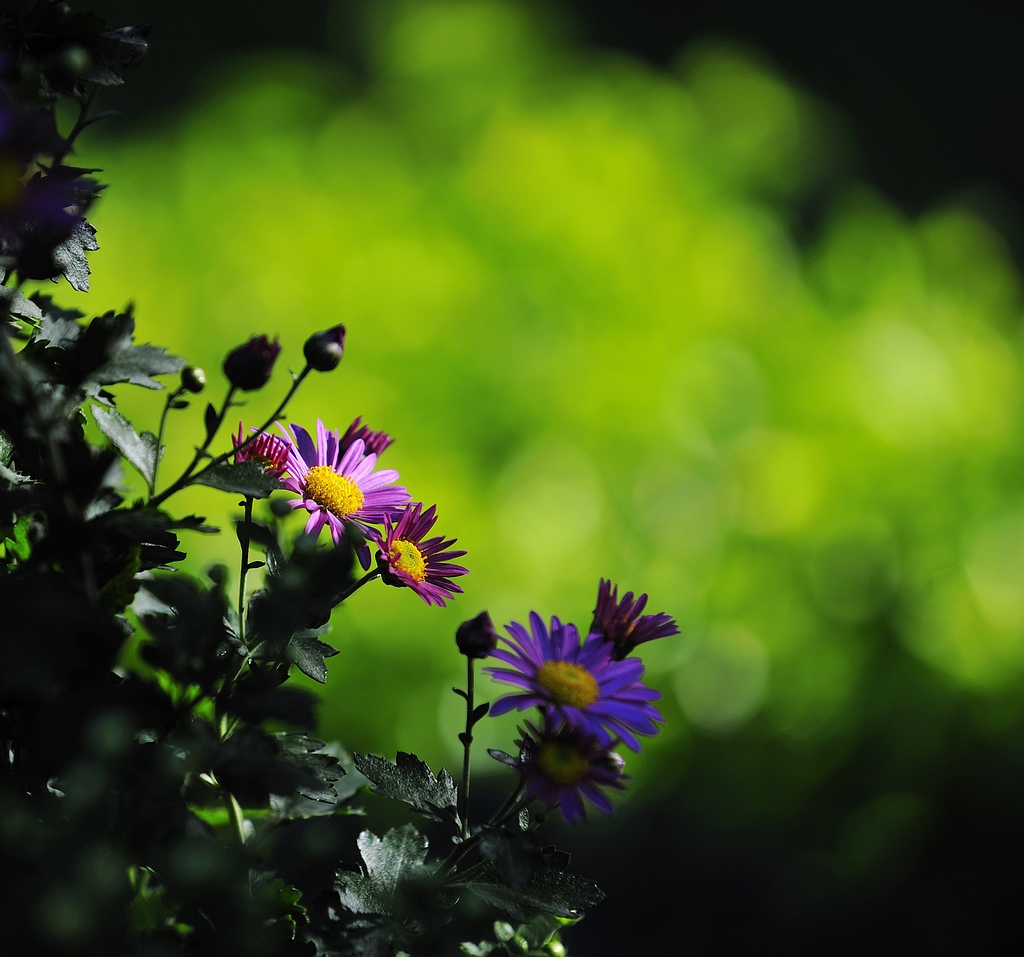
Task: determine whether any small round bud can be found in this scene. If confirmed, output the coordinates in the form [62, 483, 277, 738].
[303, 324, 346, 372]
[180, 365, 206, 393]
[57, 45, 90, 79]
[456, 611, 499, 659]
[223, 334, 281, 391]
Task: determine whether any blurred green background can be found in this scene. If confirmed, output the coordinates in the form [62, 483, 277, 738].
[66, 0, 1024, 951]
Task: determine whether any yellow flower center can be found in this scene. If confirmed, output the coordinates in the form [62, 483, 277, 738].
[303, 465, 364, 517]
[389, 539, 427, 582]
[537, 741, 589, 786]
[536, 661, 600, 709]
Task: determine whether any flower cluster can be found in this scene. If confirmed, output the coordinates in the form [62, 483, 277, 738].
[234, 413, 468, 606]
[483, 581, 677, 822]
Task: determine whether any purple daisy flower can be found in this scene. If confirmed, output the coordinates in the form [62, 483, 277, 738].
[375, 502, 469, 607]
[338, 415, 393, 459]
[232, 422, 290, 477]
[484, 612, 663, 752]
[278, 419, 410, 565]
[591, 578, 679, 660]
[517, 718, 628, 824]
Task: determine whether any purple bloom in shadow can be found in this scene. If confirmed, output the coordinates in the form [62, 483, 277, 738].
[484, 611, 663, 752]
[517, 717, 628, 824]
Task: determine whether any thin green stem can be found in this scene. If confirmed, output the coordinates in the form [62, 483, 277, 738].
[440, 779, 530, 878]
[150, 385, 185, 497]
[237, 495, 254, 646]
[335, 568, 381, 604]
[459, 655, 476, 840]
[51, 87, 97, 168]
[150, 384, 237, 506]
[150, 364, 311, 508]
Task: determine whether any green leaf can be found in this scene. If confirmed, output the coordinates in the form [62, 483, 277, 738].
[0, 287, 43, 322]
[92, 404, 159, 485]
[456, 856, 604, 923]
[336, 825, 433, 917]
[286, 632, 339, 684]
[52, 218, 99, 292]
[353, 752, 459, 824]
[191, 462, 280, 498]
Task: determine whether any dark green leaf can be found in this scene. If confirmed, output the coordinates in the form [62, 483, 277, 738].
[204, 402, 218, 441]
[286, 632, 339, 684]
[192, 462, 280, 498]
[456, 855, 604, 922]
[0, 287, 43, 322]
[92, 404, 159, 485]
[336, 825, 433, 917]
[276, 733, 346, 802]
[352, 752, 459, 824]
[487, 749, 519, 770]
[52, 218, 98, 292]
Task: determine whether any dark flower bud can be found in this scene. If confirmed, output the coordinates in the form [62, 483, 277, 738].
[223, 334, 281, 391]
[303, 324, 346, 372]
[456, 611, 499, 659]
[180, 365, 206, 393]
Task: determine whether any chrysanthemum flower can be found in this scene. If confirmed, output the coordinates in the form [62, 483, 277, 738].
[590, 578, 679, 660]
[278, 419, 410, 563]
[484, 612, 663, 752]
[376, 502, 468, 607]
[338, 415, 393, 458]
[233, 422, 290, 477]
[516, 718, 627, 824]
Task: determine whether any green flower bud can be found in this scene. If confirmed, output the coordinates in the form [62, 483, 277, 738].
[180, 366, 206, 393]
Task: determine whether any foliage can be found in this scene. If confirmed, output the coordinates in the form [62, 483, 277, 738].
[0, 3, 674, 954]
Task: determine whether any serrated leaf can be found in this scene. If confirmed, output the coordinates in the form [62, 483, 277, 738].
[353, 752, 459, 824]
[285, 632, 339, 684]
[63, 309, 185, 397]
[276, 733, 346, 802]
[92, 404, 159, 485]
[52, 217, 98, 291]
[456, 859, 604, 922]
[336, 825, 432, 917]
[0, 287, 43, 321]
[191, 462, 280, 498]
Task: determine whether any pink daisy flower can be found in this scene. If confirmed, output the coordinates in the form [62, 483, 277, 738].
[278, 419, 410, 565]
[232, 422, 290, 477]
[376, 502, 468, 607]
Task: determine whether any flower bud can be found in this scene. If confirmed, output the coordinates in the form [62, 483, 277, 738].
[180, 365, 206, 394]
[456, 611, 499, 659]
[303, 324, 346, 372]
[222, 334, 281, 391]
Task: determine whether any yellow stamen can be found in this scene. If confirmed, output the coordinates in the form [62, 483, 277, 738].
[389, 539, 427, 582]
[536, 661, 599, 709]
[538, 741, 589, 785]
[303, 465, 364, 517]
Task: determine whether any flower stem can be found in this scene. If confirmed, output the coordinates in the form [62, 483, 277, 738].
[149, 384, 237, 506]
[459, 655, 476, 840]
[149, 385, 185, 497]
[335, 567, 381, 604]
[237, 495, 254, 646]
[150, 364, 311, 508]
